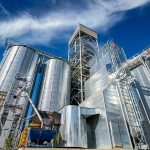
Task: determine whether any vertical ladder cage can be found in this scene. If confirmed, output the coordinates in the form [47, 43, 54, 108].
[0, 73, 31, 148]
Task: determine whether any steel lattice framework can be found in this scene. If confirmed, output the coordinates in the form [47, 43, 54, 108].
[68, 24, 99, 104]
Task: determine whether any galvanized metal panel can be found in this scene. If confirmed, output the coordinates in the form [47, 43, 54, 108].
[87, 114, 112, 149]
[131, 65, 150, 115]
[37, 59, 71, 112]
[79, 66, 112, 149]
[103, 84, 133, 149]
[0, 46, 22, 91]
[59, 105, 87, 148]
[109, 121, 122, 147]
[17, 52, 39, 107]
[0, 45, 40, 108]
[131, 65, 150, 146]
[81, 56, 132, 149]
[0, 46, 39, 95]
[0, 45, 40, 148]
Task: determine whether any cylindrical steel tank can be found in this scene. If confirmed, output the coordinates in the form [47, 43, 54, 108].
[0, 45, 40, 106]
[37, 59, 71, 112]
[0, 45, 39, 148]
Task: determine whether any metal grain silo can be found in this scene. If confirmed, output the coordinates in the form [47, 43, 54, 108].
[0, 45, 40, 106]
[0, 45, 40, 148]
[37, 59, 71, 112]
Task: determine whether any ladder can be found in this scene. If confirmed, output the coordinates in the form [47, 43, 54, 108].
[108, 41, 147, 148]
[0, 73, 29, 148]
[10, 73, 38, 148]
[118, 74, 147, 149]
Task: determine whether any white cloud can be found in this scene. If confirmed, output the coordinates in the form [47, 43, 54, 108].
[0, 0, 149, 45]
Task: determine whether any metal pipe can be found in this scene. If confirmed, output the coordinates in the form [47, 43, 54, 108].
[14, 85, 44, 128]
[79, 31, 84, 103]
[25, 93, 44, 128]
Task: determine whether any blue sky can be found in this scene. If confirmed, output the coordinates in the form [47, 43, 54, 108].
[0, 0, 150, 60]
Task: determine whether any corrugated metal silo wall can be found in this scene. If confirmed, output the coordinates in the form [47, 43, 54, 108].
[0, 45, 40, 148]
[0, 45, 40, 107]
[83, 72, 132, 148]
[103, 83, 132, 149]
[37, 59, 71, 112]
[81, 47, 132, 149]
[81, 66, 112, 149]
[146, 57, 150, 70]
[131, 64, 150, 146]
